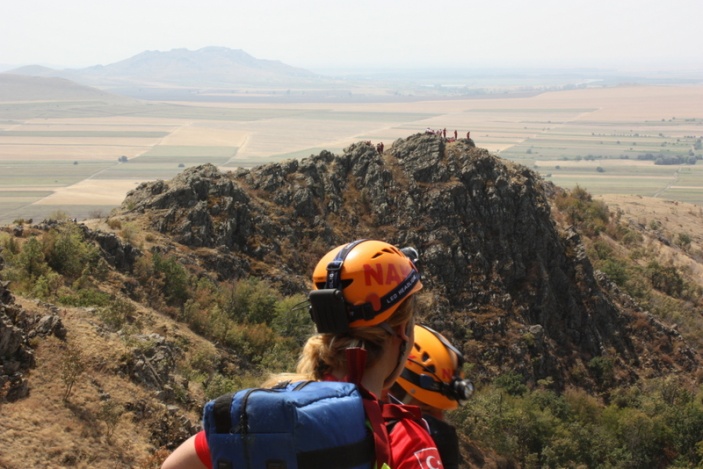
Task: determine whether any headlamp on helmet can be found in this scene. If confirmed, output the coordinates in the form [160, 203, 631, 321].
[396, 324, 473, 410]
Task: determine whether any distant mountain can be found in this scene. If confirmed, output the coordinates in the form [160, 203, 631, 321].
[92, 47, 321, 85]
[0, 73, 136, 103]
[6, 47, 330, 97]
[5, 64, 57, 76]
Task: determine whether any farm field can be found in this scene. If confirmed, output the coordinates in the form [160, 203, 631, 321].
[0, 85, 701, 225]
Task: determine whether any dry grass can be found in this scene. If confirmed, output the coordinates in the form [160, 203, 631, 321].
[599, 194, 703, 284]
[0, 298, 205, 468]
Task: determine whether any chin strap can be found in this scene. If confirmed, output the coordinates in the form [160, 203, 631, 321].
[377, 322, 409, 390]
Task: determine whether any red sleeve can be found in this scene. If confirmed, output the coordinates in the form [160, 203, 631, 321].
[194, 430, 212, 469]
[390, 419, 444, 469]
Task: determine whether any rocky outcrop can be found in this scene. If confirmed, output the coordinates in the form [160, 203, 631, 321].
[1, 247, 67, 402]
[116, 133, 699, 389]
[82, 226, 141, 272]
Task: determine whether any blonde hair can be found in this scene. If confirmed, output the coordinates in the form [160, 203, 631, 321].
[296, 295, 417, 381]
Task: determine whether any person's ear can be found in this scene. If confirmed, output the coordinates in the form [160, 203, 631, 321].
[397, 320, 413, 341]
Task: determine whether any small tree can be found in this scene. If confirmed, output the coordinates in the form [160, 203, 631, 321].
[153, 253, 190, 306]
[98, 400, 123, 443]
[16, 236, 49, 281]
[61, 341, 86, 402]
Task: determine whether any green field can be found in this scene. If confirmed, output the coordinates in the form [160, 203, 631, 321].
[497, 114, 702, 201]
[0, 85, 701, 226]
[0, 161, 116, 186]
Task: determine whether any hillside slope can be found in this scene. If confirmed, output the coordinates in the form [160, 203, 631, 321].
[0, 73, 136, 103]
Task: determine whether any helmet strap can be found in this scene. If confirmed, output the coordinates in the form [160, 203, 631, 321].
[345, 346, 367, 386]
[379, 322, 410, 389]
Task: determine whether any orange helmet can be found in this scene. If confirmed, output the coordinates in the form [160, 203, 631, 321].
[309, 239, 422, 333]
[395, 325, 473, 410]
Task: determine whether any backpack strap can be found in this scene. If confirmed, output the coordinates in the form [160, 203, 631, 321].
[360, 387, 392, 469]
[345, 347, 393, 469]
[381, 402, 422, 422]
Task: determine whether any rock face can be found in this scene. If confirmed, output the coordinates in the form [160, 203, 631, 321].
[117, 133, 698, 389]
[0, 247, 68, 402]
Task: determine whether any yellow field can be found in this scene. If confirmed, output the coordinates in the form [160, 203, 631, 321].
[1, 85, 702, 224]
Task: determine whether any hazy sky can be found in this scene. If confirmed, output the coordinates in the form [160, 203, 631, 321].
[2, 0, 701, 72]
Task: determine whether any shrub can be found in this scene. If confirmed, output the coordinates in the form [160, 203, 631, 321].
[647, 261, 684, 297]
[58, 287, 112, 307]
[107, 218, 122, 230]
[621, 230, 643, 247]
[15, 236, 49, 281]
[31, 272, 62, 300]
[677, 232, 692, 249]
[153, 253, 190, 306]
[600, 259, 629, 286]
[203, 373, 240, 400]
[588, 356, 615, 389]
[554, 185, 610, 235]
[42, 223, 99, 279]
[99, 297, 137, 330]
[452, 376, 703, 468]
[495, 371, 528, 396]
[219, 278, 278, 325]
[270, 294, 313, 346]
[60, 341, 86, 402]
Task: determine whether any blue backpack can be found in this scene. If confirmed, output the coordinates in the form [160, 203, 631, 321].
[202, 380, 386, 469]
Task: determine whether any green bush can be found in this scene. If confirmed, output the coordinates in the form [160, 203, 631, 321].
[99, 297, 137, 330]
[58, 287, 112, 307]
[495, 371, 528, 396]
[42, 223, 99, 279]
[203, 373, 240, 400]
[554, 185, 610, 235]
[588, 356, 615, 390]
[31, 272, 62, 299]
[16, 236, 49, 281]
[647, 261, 685, 297]
[271, 294, 314, 346]
[621, 229, 643, 247]
[219, 278, 278, 325]
[152, 253, 190, 306]
[452, 377, 703, 468]
[599, 259, 629, 286]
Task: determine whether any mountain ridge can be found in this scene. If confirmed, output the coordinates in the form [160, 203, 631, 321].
[114, 133, 699, 388]
[0, 73, 137, 103]
[4, 47, 330, 95]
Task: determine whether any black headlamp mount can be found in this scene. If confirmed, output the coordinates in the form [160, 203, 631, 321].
[308, 288, 349, 334]
[308, 240, 368, 334]
[401, 367, 474, 403]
